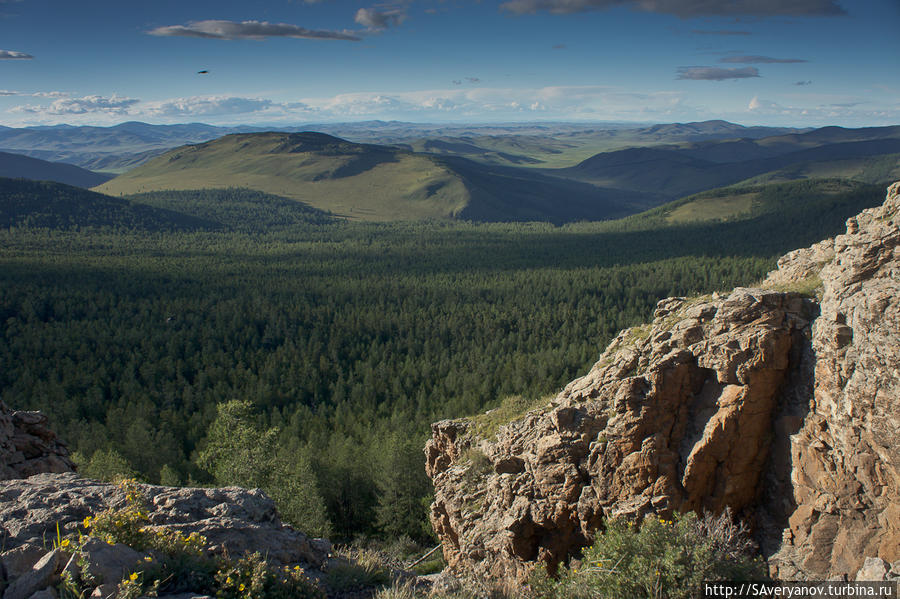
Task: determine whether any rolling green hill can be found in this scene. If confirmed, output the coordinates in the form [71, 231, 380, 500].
[97, 132, 653, 223]
[0, 177, 215, 230]
[97, 132, 470, 221]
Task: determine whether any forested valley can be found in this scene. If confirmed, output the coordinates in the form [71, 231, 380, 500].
[0, 179, 884, 543]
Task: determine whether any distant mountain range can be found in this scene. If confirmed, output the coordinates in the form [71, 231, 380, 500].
[0, 119, 807, 173]
[3, 119, 897, 224]
[92, 123, 900, 222]
[0, 121, 252, 173]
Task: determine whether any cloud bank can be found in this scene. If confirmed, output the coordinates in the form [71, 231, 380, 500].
[143, 96, 284, 117]
[500, 0, 847, 17]
[12, 94, 139, 115]
[677, 66, 760, 80]
[148, 20, 360, 41]
[8, 85, 897, 128]
[720, 55, 807, 64]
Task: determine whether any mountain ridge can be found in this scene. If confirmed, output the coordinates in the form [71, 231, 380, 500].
[95, 131, 654, 223]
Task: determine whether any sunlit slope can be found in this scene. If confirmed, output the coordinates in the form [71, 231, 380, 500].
[616, 178, 881, 231]
[97, 132, 470, 221]
[97, 131, 653, 222]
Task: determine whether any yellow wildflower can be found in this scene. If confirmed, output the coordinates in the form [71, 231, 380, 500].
[129, 572, 138, 582]
[83, 516, 93, 528]
[238, 583, 245, 591]
[60, 539, 71, 548]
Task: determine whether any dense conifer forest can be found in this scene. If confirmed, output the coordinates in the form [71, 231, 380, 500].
[0, 178, 884, 541]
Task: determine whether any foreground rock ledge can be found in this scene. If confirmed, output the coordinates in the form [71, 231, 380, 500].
[426, 181, 900, 584]
[0, 473, 329, 598]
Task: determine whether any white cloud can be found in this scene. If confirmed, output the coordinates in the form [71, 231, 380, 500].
[295, 85, 694, 121]
[0, 90, 68, 98]
[148, 20, 360, 41]
[355, 7, 407, 30]
[11, 94, 139, 115]
[743, 94, 900, 125]
[6, 85, 895, 128]
[144, 96, 278, 117]
[0, 50, 33, 59]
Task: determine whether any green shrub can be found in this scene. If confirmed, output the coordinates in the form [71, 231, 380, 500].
[214, 552, 323, 599]
[73, 448, 138, 483]
[324, 546, 391, 592]
[529, 510, 767, 599]
[59, 479, 322, 599]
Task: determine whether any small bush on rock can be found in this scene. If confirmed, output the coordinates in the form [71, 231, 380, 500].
[529, 510, 767, 599]
[57, 479, 323, 599]
[214, 552, 323, 599]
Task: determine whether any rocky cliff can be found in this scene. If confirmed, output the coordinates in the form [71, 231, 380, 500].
[426, 181, 900, 583]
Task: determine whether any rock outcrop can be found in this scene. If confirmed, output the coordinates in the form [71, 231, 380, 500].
[0, 472, 330, 598]
[426, 182, 900, 583]
[0, 400, 75, 480]
[766, 181, 900, 578]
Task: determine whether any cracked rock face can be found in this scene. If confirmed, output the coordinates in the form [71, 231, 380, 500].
[766, 181, 900, 579]
[427, 288, 812, 583]
[426, 182, 900, 584]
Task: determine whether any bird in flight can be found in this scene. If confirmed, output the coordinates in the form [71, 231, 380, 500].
[197, 70, 209, 74]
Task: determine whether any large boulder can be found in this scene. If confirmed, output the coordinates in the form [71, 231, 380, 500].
[426, 182, 900, 583]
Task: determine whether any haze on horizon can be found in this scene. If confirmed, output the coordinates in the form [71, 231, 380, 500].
[1, 0, 898, 129]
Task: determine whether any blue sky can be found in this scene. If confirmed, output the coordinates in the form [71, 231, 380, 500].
[1, 0, 898, 127]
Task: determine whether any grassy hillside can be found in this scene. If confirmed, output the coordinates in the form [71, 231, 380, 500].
[97, 132, 654, 223]
[0, 177, 215, 231]
[97, 132, 470, 221]
[737, 152, 900, 186]
[618, 178, 881, 230]
[0, 151, 112, 188]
